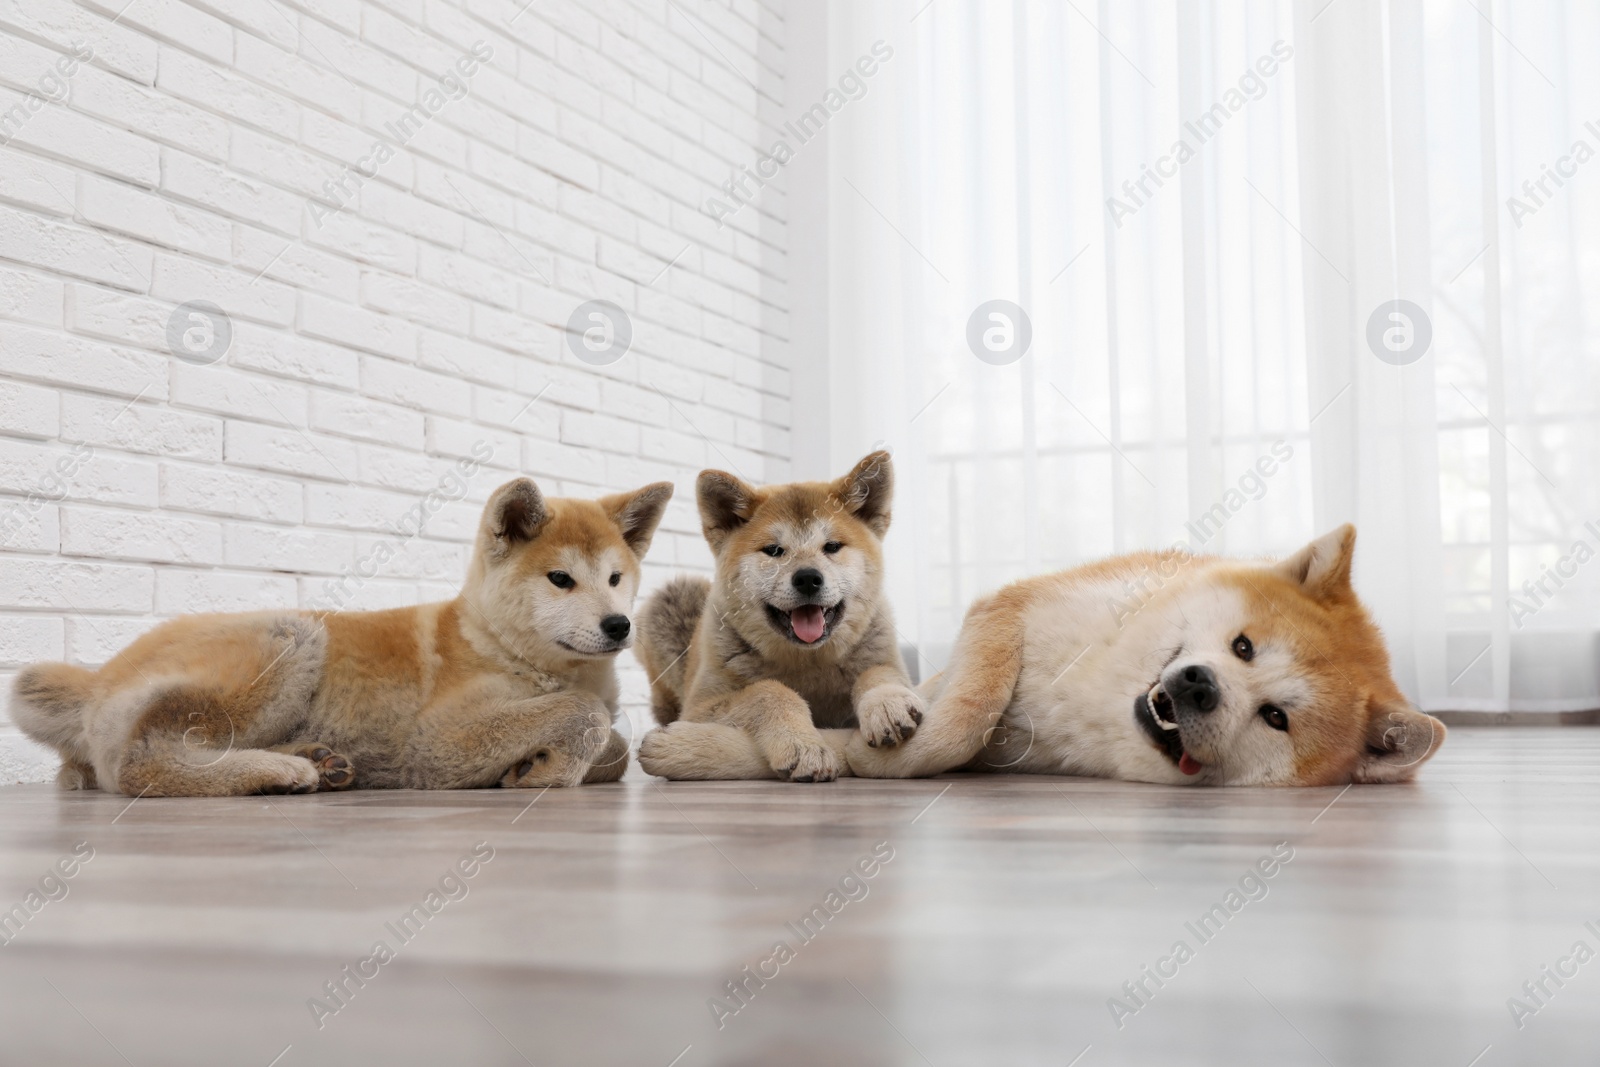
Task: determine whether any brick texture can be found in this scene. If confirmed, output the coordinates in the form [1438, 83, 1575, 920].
[0, 0, 791, 777]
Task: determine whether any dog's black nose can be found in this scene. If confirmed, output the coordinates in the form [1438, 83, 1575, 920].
[600, 614, 631, 642]
[791, 568, 824, 595]
[1168, 664, 1220, 712]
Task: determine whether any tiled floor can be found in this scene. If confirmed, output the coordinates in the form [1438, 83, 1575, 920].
[1, 726, 1597, 1066]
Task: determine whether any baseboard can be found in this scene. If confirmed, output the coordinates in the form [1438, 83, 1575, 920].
[1434, 709, 1600, 726]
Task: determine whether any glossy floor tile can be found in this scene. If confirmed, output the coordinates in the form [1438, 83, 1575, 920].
[1, 726, 1597, 1066]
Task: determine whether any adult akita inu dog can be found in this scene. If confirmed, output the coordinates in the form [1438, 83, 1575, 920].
[10, 477, 672, 797]
[637, 525, 1446, 786]
[634, 451, 923, 783]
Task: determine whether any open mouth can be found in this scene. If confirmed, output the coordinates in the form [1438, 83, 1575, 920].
[1133, 682, 1204, 776]
[764, 601, 844, 645]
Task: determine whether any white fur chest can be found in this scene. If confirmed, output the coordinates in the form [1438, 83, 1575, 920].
[1003, 576, 1187, 784]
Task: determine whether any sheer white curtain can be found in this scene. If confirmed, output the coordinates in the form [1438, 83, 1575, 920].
[823, 0, 1600, 715]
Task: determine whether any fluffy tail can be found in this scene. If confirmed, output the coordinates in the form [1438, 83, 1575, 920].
[10, 663, 96, 758]
[634, 575, 710, 725]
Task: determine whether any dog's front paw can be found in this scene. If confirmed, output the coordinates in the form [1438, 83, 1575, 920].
[275, 743, 355, 790]
[770, 736, 838, 783]
[638, 725, 693, 779]
[502, 705, 611, 788]
[856, 685, 925, 748]
[56, 760, 98, 791]
[254, 755, 323, 795]
[501, 746, 585, 788]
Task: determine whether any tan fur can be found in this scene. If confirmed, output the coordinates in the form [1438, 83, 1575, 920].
[634, 573, 709, 725]
[635, 452, 922, 782]
[643, 525, 1447, 787]
[9, 479, 671, 797]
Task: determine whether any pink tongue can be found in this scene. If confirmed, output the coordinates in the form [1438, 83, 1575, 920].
[790, 605, 826, 643]
[1179, 753, 1203, 776]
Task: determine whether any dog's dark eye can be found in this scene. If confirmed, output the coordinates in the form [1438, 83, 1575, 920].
[823, 541, 843, 554]
[608, 571, 621, 587]
[548, 571, 574, 589]
[761, 544, 784, 557]
[1259, 704, 1288, 731]
[1232, 634, 1254, 661]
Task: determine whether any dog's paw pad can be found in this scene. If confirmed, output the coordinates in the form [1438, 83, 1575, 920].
[280, 743, 356, 790]
[319, 756, 353, 790]
[503, 749, 548, 785]
[502, 748, 580, 789]
[856, 686, 927, 749]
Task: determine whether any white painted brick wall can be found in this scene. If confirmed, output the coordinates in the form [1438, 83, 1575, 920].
[0, 0, 792, 783]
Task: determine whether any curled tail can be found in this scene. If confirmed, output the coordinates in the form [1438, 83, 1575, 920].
[634, 575, 709, 725]
[11, 663, 96, 759]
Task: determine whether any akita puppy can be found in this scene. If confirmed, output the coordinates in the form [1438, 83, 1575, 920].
[638, 525, 1447, 786]
[10, 477, 672, 797]
[634, 451, 923, 783]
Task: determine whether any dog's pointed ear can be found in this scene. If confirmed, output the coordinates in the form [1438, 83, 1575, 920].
[1353, 700, 1446, 783]
[1275, 524, 1356, 601]
[834, 450, 894, 537]
[697, 469, 758, 553]
[482, 478, 547, 557]
[601, 481, 674, 559]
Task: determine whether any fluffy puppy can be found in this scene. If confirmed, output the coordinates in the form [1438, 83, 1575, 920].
[635, 452, 921, 782]
[11, 478, 671, 796]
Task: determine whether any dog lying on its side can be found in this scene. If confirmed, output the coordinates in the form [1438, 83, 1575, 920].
[634, 451, 924, 783]
[11, 477, 672, 797]
[637, 525, 1447, 786]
